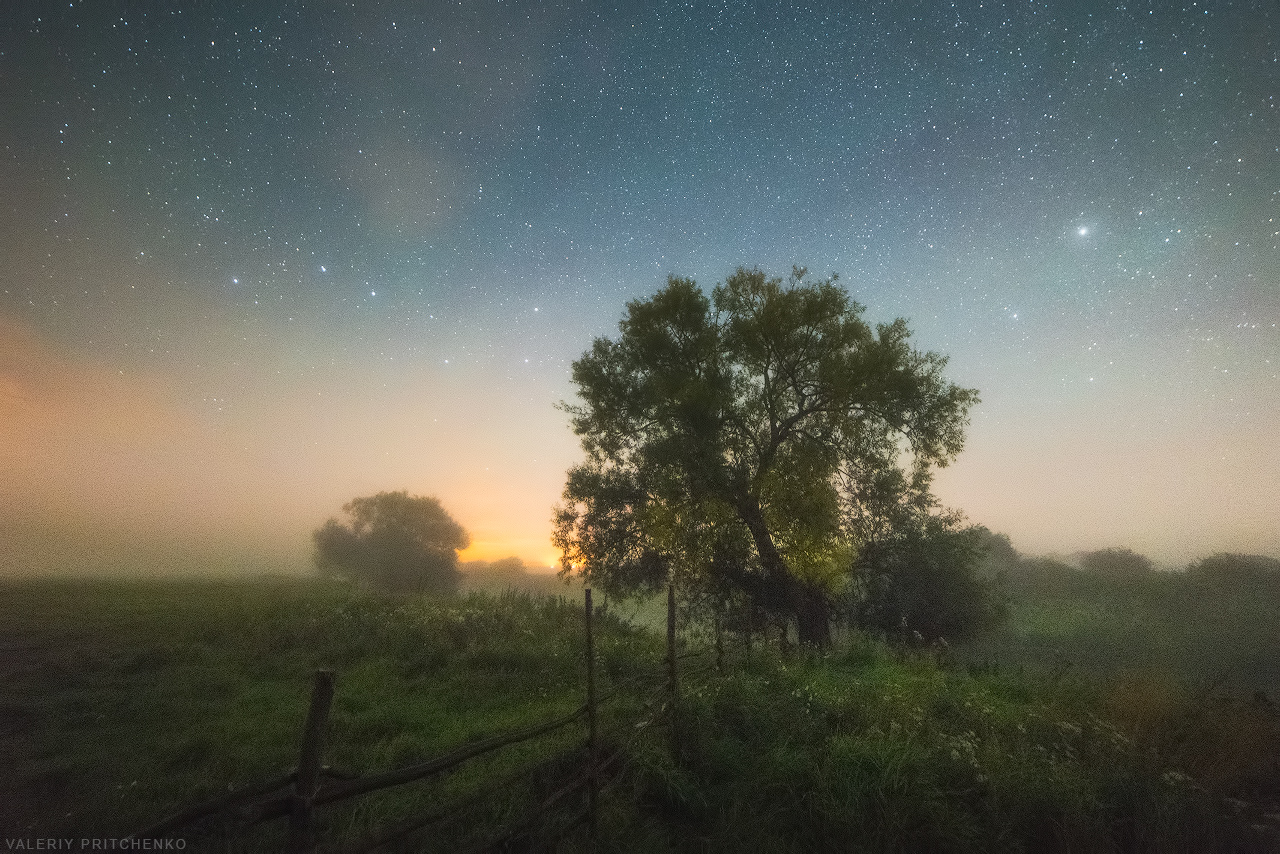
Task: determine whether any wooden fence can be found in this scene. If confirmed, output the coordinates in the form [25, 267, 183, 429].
[127, 586, 683, 852]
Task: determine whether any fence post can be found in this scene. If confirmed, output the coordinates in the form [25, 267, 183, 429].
[288, 669, 335, 854]
[584, 588, 598, 838]
[666, 581, 679, 760]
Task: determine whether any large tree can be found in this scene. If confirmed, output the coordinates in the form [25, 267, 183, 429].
[314, 491, 469, 594]
[554, 267, 979, 646]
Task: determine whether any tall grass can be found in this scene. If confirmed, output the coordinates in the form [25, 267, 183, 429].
[621, 643, 1280, 852]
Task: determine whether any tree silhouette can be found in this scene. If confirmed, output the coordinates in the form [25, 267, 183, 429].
[854, 514, 1003, 642]
[1079, 547, 1155, 582]
[1188, 552, 1280, 585]
[554, 267, 979, 646]
[314, 491, 469, 594]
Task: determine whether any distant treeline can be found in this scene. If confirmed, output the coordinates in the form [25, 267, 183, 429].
[459, 557, 577, 598]
[963, 530, 1280, 696]
[975, 530, 1280, 597]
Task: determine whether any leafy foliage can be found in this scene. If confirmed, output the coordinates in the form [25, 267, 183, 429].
[633, 643, 1280, 853]
[854, 514, 1005, 642]
[554, 267, 981, 645]
[1189, 552, 1280, 584]
[314, 492, 469, 594]
[1079, 547, 1155, 582]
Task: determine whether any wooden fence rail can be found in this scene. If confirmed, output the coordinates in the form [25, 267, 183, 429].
[127, 586, 676, 851]
[315, 703, 589, 808]
[315, 748, 581, 854]
[129, 771, 299, 840]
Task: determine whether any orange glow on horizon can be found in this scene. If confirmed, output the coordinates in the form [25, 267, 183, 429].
[458, 538, 560, 572]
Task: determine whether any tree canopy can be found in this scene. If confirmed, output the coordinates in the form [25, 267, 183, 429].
[314, 491, 470, 594]
[553, 267, 981, 645]
[1079, 547, 1155, 581]
[855, 513, 1004, 643]
[1188, 552, 1280, 585]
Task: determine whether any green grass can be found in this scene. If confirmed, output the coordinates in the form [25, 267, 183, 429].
[957, 572, 1280, 696]
[609, 640, 1280, 853]
[0, 578, 658, 848]
[3, 576, 1279, 852]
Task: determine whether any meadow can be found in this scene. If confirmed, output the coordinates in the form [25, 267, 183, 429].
[2, 570, 1279, 852]
[962, 559, 1280, 697]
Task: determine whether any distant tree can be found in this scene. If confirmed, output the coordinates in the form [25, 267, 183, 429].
[553, 267, 979, 646]
[1002, 554, 1083, 598]
[970, 527, 1020, 577]
[1187, 553, 1280, 583]
[461, 556, 531, 585]
[314, 492, 469, 594]
[1079, 547, 1155, 581]
[487, 556, 528, 574]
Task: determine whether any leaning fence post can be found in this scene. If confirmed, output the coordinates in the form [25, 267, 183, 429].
[584, 588, 598, 838]
[666, 581, 679, 760]
[288, 669, 335, 854]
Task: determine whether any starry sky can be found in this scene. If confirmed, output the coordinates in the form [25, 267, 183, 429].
[1, 0, 1276, 576]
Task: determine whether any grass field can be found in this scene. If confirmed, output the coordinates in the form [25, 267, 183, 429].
[2, 574, 1279, 851]
[959, 568, 1280, 697]
[0, 578, 659, 848]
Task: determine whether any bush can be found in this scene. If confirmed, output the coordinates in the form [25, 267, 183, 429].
[854, 518, 1004, 643]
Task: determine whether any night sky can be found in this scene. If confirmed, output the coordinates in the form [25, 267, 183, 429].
[2, 1, 1276, 575]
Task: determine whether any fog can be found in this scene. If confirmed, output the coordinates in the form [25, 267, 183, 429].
[2, 311, 1275, 579]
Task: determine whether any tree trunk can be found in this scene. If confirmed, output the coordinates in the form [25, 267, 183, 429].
[734, 492, 833, 648]
[795, 583, 832, 648]
[734, 493, 792, 600]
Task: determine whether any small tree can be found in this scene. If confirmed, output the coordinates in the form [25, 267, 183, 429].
[854, 514, 1003, 643]
[314, 491, 469, 594]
